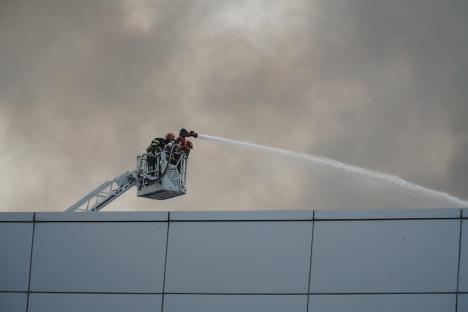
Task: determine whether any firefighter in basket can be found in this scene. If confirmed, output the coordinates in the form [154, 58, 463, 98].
[147, 129, 197, 168]
[146, 132, 176, 173]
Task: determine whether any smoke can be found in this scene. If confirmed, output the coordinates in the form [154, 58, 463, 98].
[0, 0, 467, 211]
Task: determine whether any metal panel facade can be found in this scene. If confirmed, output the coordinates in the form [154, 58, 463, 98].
[459, 220, 468, 292]
[164, 295, 308, 312]
[310, 219, 460, 293]
[30, 222, 167, 292]
[28, 294, 162, 312]
[315, 208, 460, 220]
[0, 209, 465, 312]
[308, 294, 456, 312]
[165, 221, 313, 293]
[0, 223, 33, 291]
[0, 293, 28, 312]
[458, 294, 468, 312]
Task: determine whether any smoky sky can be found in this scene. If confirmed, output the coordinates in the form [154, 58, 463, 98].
[1, 0, 467, 212]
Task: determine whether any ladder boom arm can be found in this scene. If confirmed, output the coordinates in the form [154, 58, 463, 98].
[66, 171, 140, 212]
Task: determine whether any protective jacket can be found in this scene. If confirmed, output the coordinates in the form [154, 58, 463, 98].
[146, 138, 169, 154]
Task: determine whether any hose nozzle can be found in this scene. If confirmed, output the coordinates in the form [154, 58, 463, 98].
[179, 128, 198, 138]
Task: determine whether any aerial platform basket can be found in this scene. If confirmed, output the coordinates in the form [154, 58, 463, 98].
[136, 149, 187, 200]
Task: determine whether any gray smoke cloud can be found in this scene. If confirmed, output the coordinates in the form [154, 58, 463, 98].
[1, 0, 467, 212]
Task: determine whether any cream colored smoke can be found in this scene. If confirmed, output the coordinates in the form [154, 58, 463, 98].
[0, 0, 467, 212]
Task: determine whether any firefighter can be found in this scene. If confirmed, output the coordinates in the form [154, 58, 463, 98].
[176, 136, 193, 155]
[147, 133, 176, 154]
[178, 138, 193, 155]
[146, 133, 176, 172]
[176, 128, 196, 155]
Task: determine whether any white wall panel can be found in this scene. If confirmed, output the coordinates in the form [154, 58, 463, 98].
[28, 293, 161, 312]
[36, 212, 168, 222]
[0, 213, 34, 222]
[315, 208, 460, 220]
[458, 294, 468, 312]
[165, 221, 313, 293]
[459, 220, 468, 291]
[164, 295, 307, 312]
[0, 223, 33, 291]
[170, 211, 313, 221]
[30, 222, 167, 292]
[0, 293, 27, 312]
[308, 294, 455, 312]
[0, 209, 464, 312]
[310, 220, 459, 293]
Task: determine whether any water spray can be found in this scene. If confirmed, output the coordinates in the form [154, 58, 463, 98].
[197, 133, 468, 207]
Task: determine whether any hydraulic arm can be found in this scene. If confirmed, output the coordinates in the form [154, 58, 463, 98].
[65, 171, 139, 212]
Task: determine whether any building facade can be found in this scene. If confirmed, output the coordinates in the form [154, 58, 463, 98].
[0, 209, 467, 311]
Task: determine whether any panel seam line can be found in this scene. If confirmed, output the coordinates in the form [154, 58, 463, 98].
[160, 213, 170, 312]
[455, 210, 463, 312]
[306, 212, 315, 312]
[25, 213, 36, 312]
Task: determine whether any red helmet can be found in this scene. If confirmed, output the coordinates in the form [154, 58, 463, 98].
[165, 132, 176, 141]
